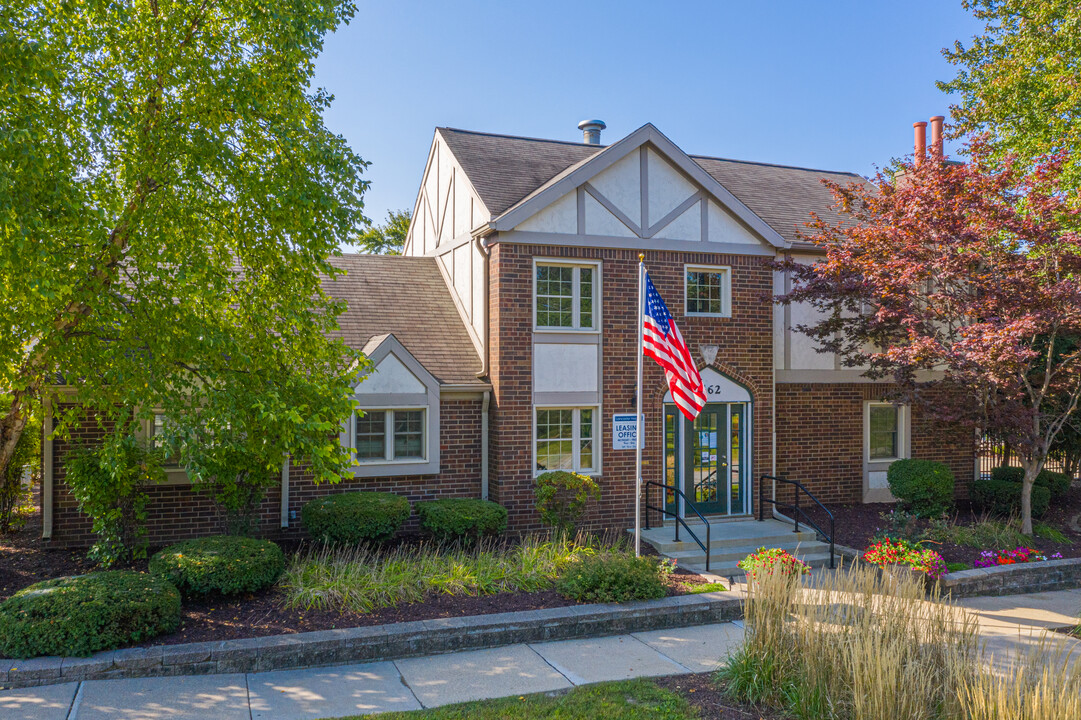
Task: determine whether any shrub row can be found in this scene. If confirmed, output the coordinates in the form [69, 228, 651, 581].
[301, 491, 506, 545]
[973, 477, 1052, 518]
[989, 466, 1071, 499]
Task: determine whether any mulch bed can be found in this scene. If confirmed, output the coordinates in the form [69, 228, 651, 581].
[802, 483, 1081, 567]
[1, 512, 720, 652]
[654, 673, 791, 720]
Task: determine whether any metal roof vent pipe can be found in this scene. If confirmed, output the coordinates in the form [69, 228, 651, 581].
[578, 119, 606, 145]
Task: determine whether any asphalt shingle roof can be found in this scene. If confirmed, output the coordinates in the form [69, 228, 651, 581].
[438, 127, 867, 245]
[326, 254, 484, 386]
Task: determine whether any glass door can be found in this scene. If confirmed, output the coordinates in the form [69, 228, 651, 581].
[663, 402, 751, 517]
[687, 404, 728, 514]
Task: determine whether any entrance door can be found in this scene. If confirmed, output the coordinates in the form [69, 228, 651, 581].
[664, 402, 750, 517]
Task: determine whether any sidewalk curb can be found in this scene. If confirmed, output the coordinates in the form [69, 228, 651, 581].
[0, 591, 742, 689]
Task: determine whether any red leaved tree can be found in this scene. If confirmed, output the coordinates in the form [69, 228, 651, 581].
[779, 143, 1081, 533]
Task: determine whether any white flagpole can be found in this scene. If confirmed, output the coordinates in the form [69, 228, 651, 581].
[635, 253, 645, 558]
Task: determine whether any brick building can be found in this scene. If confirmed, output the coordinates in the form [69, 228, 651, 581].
[41, 120, 974, 546]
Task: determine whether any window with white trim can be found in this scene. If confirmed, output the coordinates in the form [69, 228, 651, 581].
[355, 409, 426, 462]
[684, 265, 731, 317]
[535, 407, 597, 473]
[535, 262, 597, 330]
[867, 403, 901, 461]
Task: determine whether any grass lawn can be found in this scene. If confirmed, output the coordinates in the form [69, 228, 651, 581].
[330, 679, 696, 719]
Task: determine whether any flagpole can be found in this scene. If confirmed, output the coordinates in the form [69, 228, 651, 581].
[635, 253, 645, 558]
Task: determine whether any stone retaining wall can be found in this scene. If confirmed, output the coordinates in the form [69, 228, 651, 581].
[940, 557, 1081, 598]
[0, 592, 742, 690]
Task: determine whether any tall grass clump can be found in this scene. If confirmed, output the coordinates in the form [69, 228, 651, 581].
[279, 533, 616, 613]
[719, 561, 1081, 719]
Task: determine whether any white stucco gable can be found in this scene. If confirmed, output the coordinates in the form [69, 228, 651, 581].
[490, 123, 787, 254]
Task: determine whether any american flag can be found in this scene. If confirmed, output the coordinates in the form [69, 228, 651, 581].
[642, 271, 706, 420]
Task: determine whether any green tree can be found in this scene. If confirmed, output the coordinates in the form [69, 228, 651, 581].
[0, 2, 369, 490]
[940, 1, 1081, 186]
[356, 209, 411, 254]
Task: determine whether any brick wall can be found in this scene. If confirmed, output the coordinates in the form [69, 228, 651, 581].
[488, 243, 775, 532]
[46, 398, 484, 548]
[775, 383, 975, 505]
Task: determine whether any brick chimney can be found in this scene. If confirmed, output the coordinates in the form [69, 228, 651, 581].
[929, 115, 944, 159]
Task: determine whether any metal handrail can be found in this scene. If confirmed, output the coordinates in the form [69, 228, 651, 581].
[643, 480, 712, 571]
[758, 474, 835, 569]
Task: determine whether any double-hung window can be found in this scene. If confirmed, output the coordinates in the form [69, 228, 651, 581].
[684, 265, 731, 317]
[355, 409, 426, 462]
[867, 403, 900, 461]
[535, 407, 597, 474]
[535, 262, 597, 330]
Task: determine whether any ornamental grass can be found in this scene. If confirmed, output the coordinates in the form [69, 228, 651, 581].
[720, 561, 1081, 720]
[279, 532, 617, 613]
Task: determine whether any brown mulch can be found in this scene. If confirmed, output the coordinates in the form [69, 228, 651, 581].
[804, 483, 1081, 567]
[1, 512, 719, 652]
[655, 674, 792, 720]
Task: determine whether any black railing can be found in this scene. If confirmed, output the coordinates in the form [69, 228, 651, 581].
[758, 475, 835, 569]
[643, 480, 712, 571]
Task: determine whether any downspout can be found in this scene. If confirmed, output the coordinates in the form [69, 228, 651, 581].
[475, 234, 492, 500]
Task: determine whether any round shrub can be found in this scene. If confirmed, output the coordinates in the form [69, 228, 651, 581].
[0, 571, 180, 658]
[990, 466, 1071, 499]
[887, 459, 955, 518]
[149, 535, 285, 596]
[534, 470, 601, 535]
[415, 498, 507, 543]
[973, 477, 1051, 518]
[301, 491, 410, 545]
[555, 553, 667, 603]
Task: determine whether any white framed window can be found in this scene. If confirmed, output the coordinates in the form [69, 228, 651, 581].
[865, 402, 907, 462]
[534, 260, 599, 331]
[684, 265, 731, 317]
[534, 406, 598, 474]
[355, 408, 427, 463]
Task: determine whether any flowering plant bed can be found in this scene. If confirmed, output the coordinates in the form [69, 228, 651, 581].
[862, 538, 948, 580]
[737, 547, 810, 580]
[974, 546, 1063, 568]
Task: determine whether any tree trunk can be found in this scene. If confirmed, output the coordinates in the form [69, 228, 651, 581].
[1019, 458, 1041, 535]
[0, 392, 31, 490]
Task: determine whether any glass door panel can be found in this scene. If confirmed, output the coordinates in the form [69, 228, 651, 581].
[688, 405, 727, 514]
[664, 407, 680, 515]
[730, 404, 746, 514]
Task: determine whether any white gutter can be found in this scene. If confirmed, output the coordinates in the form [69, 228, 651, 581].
[475, 234, 492, 501]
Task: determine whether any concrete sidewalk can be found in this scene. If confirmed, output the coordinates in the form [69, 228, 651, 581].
[0, 622, 746, 720]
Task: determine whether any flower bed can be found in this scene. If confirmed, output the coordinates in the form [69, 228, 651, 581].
[862, 538, 948, 580]
[737, 547, 810, 580]
[974, 546, 1063, 568]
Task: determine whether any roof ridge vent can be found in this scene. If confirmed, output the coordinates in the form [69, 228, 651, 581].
[577, 119, 606, 145]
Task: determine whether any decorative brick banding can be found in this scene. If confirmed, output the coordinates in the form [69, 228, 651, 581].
[0, 592, 741, 689]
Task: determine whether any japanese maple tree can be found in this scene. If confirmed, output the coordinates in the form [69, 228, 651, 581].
[778, 143, 1081, 533]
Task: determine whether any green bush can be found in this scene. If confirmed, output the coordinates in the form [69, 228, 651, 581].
[990, 466, 1071, 499]
[534, 470, 601, 535]
[149, 535, 285, 596]
[64, 434, 165, 566]
[301, 491, 410, 545]
[555, 553, 667, 603]
[887, 459, 955, 518]
[973, 477, 1051, 518]
[0, 571, 180, 658]
[415, 498, 507, 543]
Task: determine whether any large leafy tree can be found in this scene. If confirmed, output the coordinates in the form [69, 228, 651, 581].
[940, 1, 1081, 188]
[1, 2, 369, 489]
[778, 145, 1081, 533]
[356, 209, 411, 254]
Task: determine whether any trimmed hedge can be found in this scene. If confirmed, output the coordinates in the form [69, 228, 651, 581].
[149, 535, 285, 596]
[0, 571, 181, 658]
[973, 477, 1051, 518]
[556, 553, 667, 603]
[990, 466, 1071, 499]
[301, 491, 410, 545]
[887, 459, 955, 518]
[415, 498, 507, 542]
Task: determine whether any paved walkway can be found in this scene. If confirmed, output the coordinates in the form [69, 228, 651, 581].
[0, 622, 746, 720]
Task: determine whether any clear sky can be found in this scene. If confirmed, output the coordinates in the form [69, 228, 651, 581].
[313, 0, 986, 230]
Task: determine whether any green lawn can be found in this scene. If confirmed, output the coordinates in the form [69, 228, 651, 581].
[329, 679, 696, 720]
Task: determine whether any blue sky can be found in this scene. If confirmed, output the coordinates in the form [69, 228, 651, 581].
[313, 0, 986, 230]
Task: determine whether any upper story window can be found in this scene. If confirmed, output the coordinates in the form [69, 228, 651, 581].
[684, 265, 731, 317]
[535, 262, 598, 331]
[355, 409, 426, 463]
